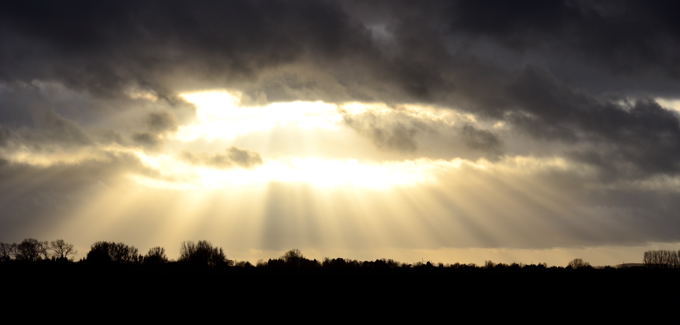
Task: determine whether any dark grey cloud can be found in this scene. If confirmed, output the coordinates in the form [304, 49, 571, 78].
[504, 69, 680, 178]
[345, 1, 680, 177]
[3, 1, 679, 97]
[0, 80, 194, 152]
[2, 1, 679, 178]
[0, 0, 375, 98]
[182, 147, 263, 169]
[0, 82, 91, 149]
[0, 110, 91, 150]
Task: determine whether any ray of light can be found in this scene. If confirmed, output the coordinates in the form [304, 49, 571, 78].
[4, 87, 655, 266]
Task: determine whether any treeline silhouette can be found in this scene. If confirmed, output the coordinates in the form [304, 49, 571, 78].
[4, 238, 680, 312]
[2, 238, 679, 271]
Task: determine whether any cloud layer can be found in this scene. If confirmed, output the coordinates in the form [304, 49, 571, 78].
[1, 1, 680, 255]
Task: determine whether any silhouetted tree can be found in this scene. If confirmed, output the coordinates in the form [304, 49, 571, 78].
[372, 259, 401, 270]
[49, 239, 76, 261]
[16, 238, 48, 262]
[277, 249, 321, 269]
[567, 258, 591, 269]
[323, 257, 362, 271]
[234, 261, 254, 268]
[179, 240, 231, 267]
[143, 246, 168, 264]
[283, 248, 304, 262]
[0, 242, 17, 262]
[643, 250, 680, 268]
[86, 241, 140, 264]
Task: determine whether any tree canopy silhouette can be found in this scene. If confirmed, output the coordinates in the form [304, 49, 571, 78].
[50, 239, 76, 261]
[3, 237, 680, 278]
[16, 238, 49, 262]
[643, 250, 680, 268]
[144, 246, 168, 264]
[0, 242, 17, 262]
[567, 258, 591, 269]
[86, 241, 140, 264]
[178, 240, 232, 267]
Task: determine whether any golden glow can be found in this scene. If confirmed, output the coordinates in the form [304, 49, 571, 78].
[8, 88, 644, 266]
[339, 101, 477, 126]
[145, 89, 482, 189]
[656, 97, 680, 114]
[176, 90, 343, 141]
[130, 153, 453, 190]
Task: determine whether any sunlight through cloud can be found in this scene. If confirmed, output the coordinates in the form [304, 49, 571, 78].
[176, 90, 343, 141]
[130, 154, 447, 190]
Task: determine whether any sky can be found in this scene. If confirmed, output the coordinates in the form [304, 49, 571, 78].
[1, 0, 680, 266]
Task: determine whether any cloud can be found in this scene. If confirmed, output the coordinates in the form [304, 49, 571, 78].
[2, 1, 678, 179]
[131, 112, 182, 149]
[2, 1, 680, 253]
[182, 147, 263, 169]
[460, 124, 502, 156]
[132, 133, 160, 149]
[340, 107, 503, 160]
[504, 69, 680, 177]
[0, 0, 376, 99]
[0, 82, 91, 150]
[0, 80, 194, 154]
[341, 109, 423, 152]
[146, 112, 177, 133]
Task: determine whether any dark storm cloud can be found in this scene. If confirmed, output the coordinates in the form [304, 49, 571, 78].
[344, 0, 680, 176]
[502, 69, 680, 178]
[0, 0, 374, 98]
[182, 147, 263, 169]
[1, 0, 680, 177]
[0, 80, 194, 152]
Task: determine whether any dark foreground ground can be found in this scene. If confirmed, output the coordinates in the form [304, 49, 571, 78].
[2, 262, 679, 316]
